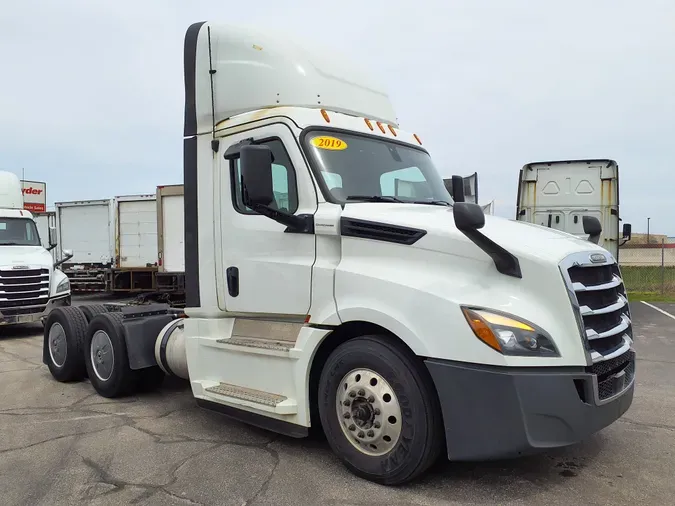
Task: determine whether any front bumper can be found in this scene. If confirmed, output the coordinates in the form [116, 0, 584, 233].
[425, 350, 635, 461]
[0, 294, 71, 326]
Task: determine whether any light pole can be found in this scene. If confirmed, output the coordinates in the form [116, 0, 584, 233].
[647, 217, 651, 244]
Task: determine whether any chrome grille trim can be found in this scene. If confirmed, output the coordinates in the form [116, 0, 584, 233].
[559, 251, 632, 365]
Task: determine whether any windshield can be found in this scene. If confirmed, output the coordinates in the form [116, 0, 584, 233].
[303, 130, 453, 205]
[0, 218, 41, 246]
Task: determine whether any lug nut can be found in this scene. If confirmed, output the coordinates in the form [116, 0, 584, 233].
[349, 391, 356, 398]
[343, 400, 351, 406]
[358, 389, 365, 396]
[367, 395, 375, 403]
[373, 408, 380, 415]
[348, 424, 356, 431]
[358, 431, 365, 438]
[367, 430, 374, 437]
[343, 412, 351, 419]
[374, 422, 381, 429]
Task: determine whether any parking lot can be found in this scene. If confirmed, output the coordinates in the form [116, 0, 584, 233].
[1, 298, 673, 506]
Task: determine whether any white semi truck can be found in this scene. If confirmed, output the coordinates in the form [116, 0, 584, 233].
[0, 172, 73, 326]
[516, 159, 632, 260]
[41, 22, 635, 485]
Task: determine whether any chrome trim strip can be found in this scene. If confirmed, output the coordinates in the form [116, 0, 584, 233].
[579, 295, 627, 316]
[572, 275, 622, 292]
[590, 335, 632, 363]
[586, 314, 631, 341]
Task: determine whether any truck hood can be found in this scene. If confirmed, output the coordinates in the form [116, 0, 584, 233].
[0, 246, 54, 270]
[341, 203, 608, 264]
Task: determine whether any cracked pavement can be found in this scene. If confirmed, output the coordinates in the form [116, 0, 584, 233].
[1, 299, 674, 505]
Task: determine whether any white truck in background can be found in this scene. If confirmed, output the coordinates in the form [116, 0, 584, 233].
[516, 159, 632, 260]
[42, 23, 635, 486]
[155, 185, 185, 301]
[0, 171, 72, 326]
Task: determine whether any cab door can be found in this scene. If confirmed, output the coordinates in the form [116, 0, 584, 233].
[215, 122, 318, 317]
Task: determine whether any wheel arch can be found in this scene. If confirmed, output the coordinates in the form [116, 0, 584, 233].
[306, 319, 441, 435]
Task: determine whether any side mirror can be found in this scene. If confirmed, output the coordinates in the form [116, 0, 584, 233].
[48, 226, 57, 247]
[622, 223, 632, 241]
[582, 216, 602, 245]
[240, 145, 274, 208]
[451, 175, 465, 203]
[453, 202, 485, 231]
[54, 249, 73, 269]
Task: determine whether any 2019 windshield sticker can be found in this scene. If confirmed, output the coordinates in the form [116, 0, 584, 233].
[310, 136, 348, 151]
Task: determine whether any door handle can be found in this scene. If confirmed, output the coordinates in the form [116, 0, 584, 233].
[226, 267, 239, 297]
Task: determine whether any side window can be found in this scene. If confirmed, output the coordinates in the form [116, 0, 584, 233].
[380, 167, 431, 199]
[231, 139, 299, 214]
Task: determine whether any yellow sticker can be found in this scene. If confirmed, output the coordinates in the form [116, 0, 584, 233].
[311, 136, 348, 151]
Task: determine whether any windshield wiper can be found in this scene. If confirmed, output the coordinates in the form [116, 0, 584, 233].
[412, 200, 451, 206]
[345, 195, 403, 203]
[0, 242, 23, 246]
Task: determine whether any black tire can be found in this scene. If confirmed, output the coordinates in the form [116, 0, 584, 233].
[84, 312, 138, 398]
[136, 366, 166, 392]
[318, 335, 444, 485]
[44, 306, 89, 382]
[79, 304, 109, 323]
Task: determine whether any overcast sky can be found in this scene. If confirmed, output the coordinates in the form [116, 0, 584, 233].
[1, 1, 673, 234]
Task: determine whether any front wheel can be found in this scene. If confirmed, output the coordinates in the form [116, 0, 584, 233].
[318, 335, 444, 485]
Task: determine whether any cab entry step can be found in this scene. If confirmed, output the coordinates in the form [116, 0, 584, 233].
[204, 382, 297, 414]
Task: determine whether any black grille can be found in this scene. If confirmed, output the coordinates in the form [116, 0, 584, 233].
[0, 268, 50, 310]
[566, 262, 632, 362]
[595, 353, 635, 401]
[568, 264, 614, 286]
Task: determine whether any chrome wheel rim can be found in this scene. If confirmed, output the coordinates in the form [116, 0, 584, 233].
[336, 368, 402, 456]
[90, 330, 114, 381]
[48, 322, 67, 367]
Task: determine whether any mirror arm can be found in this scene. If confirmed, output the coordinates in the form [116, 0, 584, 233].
[250, 204, 314, 233]
[46, 244, 56, 252]
[461, 228, 522, 278]
[53, 251, 74, 269]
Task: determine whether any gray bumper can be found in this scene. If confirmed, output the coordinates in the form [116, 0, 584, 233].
[425, 350, 635, 461]
[0, 295, 71, 326]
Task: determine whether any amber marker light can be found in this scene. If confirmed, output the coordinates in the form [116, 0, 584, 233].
[364, 118, 374, 131]
[462, 308, 502, 352]
[321, 109, 330, 123]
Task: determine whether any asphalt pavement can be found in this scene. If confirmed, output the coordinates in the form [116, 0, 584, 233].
[0, 297, 673, 505]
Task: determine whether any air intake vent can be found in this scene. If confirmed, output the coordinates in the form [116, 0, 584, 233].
[340, 218, 426, 245]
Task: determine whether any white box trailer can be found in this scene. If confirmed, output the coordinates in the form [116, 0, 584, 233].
[55, 199, 116, 291]
[156, 185, 185, 298]
[110, 194, 158, 292]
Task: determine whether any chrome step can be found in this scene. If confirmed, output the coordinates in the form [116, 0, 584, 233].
[215, 336, 294, 352]
[204, 382, 297, 414]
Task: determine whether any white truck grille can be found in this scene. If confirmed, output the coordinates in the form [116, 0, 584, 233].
[0, 268, 50, 317]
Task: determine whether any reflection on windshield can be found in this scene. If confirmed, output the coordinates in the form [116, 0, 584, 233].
[0, 218, 41, 246]
[303, 131, 453, 205]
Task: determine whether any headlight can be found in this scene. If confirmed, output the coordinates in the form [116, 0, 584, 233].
[56, 278, 70, 294]
[461, 307, 559, 357]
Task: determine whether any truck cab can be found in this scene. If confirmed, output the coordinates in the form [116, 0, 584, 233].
[0, 172, 73, 326]
[516, 159, 632, 259]
[41, 22, 635, 486]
